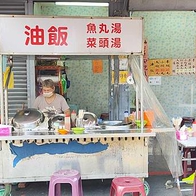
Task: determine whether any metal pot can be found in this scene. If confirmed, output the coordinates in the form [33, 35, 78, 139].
[48, 114, 65, 130]
[12, 108, 45, 129]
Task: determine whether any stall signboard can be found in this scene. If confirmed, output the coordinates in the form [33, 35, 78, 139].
[0, 16, 143, 55]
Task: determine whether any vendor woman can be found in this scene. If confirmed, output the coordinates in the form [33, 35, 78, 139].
[33, 79, 70, 116]
[17, 79, 70, 189]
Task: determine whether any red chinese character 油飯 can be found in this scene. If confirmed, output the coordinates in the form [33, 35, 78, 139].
[48, 26, 68, 46]
[25, 25, 44, 45]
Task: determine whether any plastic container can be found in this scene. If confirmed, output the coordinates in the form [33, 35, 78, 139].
[192, 121, 196, 137]
[144, 110, 154, 126]
[176, 130, 188, 140]
[64, 114, 71, 131]
[0, 188, 11, 196]
[0, 125, 12, 136]
[124, 111, 129, 124]
[72, 127, 85, 134]
[58, 126, 69, 135]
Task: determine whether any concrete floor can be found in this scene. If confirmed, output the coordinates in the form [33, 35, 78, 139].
[9, 175, 193, 196]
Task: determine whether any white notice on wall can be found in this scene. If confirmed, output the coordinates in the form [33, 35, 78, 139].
[148, 76, 161, 85]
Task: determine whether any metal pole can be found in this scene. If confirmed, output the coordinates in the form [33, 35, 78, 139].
[140, 55, 144, 132]
[0, 55, 4, 124]
[4, 87, 8, 125]
[114, 56, 119, 120]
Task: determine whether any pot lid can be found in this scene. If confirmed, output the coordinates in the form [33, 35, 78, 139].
[50, 114, 64, 123]
[48, 114, 65, 128]
[13, 108, 43, 125]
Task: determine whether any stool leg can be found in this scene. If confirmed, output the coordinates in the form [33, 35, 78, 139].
[79, 178, 83, 196]
[55, 183, 61, 196]
[183, 148, 190, 177]
[71, 182, 80, 196]
[133, 192, 140, 196]
[48, 181, 55, 196]
[109, 185, 115, 196]
[193, 171, 196, 196]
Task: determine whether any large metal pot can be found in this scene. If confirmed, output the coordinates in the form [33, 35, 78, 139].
[12, 108, 45, 129]
[48, 114, 65, 130]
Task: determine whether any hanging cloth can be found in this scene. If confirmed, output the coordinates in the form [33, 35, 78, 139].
[3, 66, 14, 89]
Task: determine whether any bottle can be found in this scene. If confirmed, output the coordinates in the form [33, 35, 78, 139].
[64, 113, 71, 131]
[192, 121, 196, 137]
[124, 111, 129, 124]
[71, 110, 77, 128]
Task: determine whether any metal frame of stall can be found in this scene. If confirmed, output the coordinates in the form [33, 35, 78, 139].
[0, 15, 154, 195]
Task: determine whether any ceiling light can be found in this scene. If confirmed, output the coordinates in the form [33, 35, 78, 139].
[55, 2, 109, 7]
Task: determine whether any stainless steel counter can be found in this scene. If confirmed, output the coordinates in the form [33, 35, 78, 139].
[0, 128, 155, 141]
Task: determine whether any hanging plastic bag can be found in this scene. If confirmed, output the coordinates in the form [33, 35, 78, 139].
[66, 75, 70, 89]
[61, 76, 67, 94]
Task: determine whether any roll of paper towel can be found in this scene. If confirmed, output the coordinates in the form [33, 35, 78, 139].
[37, 76, 59, 83]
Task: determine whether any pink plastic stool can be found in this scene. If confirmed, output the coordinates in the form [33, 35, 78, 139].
[48, 169, 83, 196]
[110, 177, 146, 196]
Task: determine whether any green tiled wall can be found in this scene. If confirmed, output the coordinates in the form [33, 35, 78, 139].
[34, 3, 109, 117]
[34, 3, 196, 119]
[133, 11, 196, 118]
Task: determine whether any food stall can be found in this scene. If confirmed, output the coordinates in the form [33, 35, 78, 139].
[0, 15, 181, 195]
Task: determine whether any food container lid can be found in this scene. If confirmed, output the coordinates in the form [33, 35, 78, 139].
[13, 108, 43, 126]
[49, 114, 65, 128]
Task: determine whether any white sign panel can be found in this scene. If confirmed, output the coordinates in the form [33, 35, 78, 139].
[0, 16, 143, 55]
[148, 76, 161, 85]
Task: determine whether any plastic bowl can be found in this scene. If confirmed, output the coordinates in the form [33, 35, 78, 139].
[58, 129, 69, 135]
[72, 127, 85, 134]
[135, 120, 147, 128]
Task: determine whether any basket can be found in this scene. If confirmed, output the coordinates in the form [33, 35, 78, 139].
[0, 125, 12, 136]
[0, 188, 11, 196]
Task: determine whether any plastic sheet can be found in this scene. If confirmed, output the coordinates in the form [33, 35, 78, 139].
[129, 55, 172, 128]
[128, 55, 183, 178]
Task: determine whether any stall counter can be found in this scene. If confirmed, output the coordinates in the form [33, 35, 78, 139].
[0, 129, 155, 184]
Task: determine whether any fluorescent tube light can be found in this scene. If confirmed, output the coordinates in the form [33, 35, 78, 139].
[55, 2, 109, 7]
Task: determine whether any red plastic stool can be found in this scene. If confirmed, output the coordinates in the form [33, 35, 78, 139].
[48, 169, 83, 196]
[110, 177, 146, 196]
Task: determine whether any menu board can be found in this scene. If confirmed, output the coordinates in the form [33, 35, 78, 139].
[147, 59, 172, 76]
[172, 58, 195, 75]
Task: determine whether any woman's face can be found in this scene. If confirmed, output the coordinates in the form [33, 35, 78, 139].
[42, 86, 54, 93]
[42, 86, 55, 98]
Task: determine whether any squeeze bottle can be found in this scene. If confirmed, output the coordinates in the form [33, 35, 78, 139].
[71, 110, 77, 127]
[64, 113, 71, 130]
